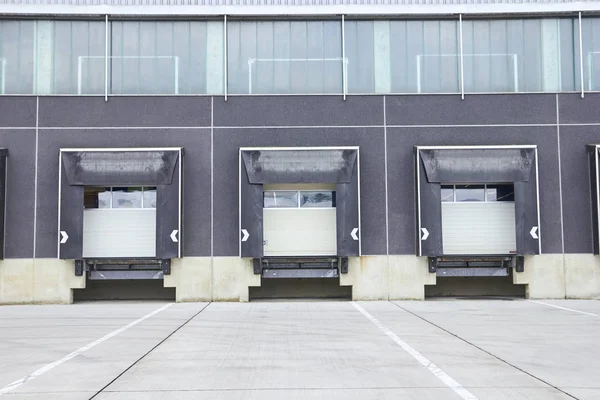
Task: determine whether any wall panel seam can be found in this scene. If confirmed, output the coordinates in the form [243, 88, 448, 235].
[33, 97, 39, 259]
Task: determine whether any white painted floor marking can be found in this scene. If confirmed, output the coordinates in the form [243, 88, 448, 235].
[352, 302, 478, 400]
[0, 303, 173, 395]
[528, 300, 599, 317]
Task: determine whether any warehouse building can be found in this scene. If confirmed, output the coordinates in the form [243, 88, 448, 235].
[0, 0, 600, 303]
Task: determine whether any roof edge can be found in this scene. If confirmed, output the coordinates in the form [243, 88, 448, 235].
[1, 2, 600, 17]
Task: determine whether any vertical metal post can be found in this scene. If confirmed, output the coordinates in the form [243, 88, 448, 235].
[224, 15, 228, 101]
[342, 14, 347, 100]
[105, 15, 109, 102]
[579, 11, 585, 98]
[459, 13, 465, 100]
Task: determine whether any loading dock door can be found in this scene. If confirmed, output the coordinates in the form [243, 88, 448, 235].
[415, 146, 540, 257]
[59, 148, 183, 260]
[263, 185, 337, 256]
[0, 149, 7, 260]
[441, 185, 517, 255]
[240, 148, 360, 258]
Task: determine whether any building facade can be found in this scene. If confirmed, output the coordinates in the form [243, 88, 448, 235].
[1, 0, 600, 303]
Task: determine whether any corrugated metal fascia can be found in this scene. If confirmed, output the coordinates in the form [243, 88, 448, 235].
[0, 3, 599, 16]
[1, 0, 600, 15]
[1, 0, 599, 4]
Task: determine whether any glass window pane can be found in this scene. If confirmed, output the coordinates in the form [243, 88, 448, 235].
[263, 191, 298, 208]
[486, 184, 515, 202]
[390, 20, 460, 94]
[462, 18, 576, 93]
[300, 191, 336, 208]
[581, 18, 600, 92]
[112, 187, 142, 208]
[143, 187, 157, 209]
[441, 186, 454, 202]
[345, 20, 375, 94]
[109, 21, 219, 95]
[227, 20, 342, 94]
[455, 185, 485, 202]
[0, 20, 35, 94]
[84, 187, 111, 209]
[52, 21, 105, 95]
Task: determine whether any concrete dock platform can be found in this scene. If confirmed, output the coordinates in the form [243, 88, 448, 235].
[0, 299, 598, 400]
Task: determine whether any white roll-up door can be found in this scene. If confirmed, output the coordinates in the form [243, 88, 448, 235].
[263, 209, 336, 256]
[263, 184, 337, 257]
[442, 202, 516, 255]
[82, 209, 156, 258]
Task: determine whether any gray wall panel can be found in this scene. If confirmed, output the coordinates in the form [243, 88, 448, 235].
[0, 97, 36, 127]
[386, 95, 556, 126]
[0, 129, 35, 258]
[387, 126, 561, 255]
[213, 96, 383, 127]
[559, 126, 599, 254]
[559, 93, 600, 125]
[35, 128, 211, 258]
[38, 97, 211, 127]
[213, 127, 386, 257]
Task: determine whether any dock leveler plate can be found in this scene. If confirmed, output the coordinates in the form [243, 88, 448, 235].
[58, 148, 183, 275]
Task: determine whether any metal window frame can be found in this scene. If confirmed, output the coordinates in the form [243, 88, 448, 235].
[263, 189, 337, 209]
[441, 183, 516, 203]
[84, 186, 157, 210]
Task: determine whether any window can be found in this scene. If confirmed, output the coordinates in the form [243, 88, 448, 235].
[109, 21, 223, 95]
[300, 191, 336, 208]
[84, 187, 111, 209]
[53, 21, 106, 95]
[263, 190, 336, 208]
[227, 20, 343, 95]
[0, 20, 34, 94]
[462, 18, 576, 93]
[441, 184, 514, 203]
[345, 20, 460, 94]
[263, 191, 299, 208]
[581, 18, 600, 91]
[391, 20, 460, 94]
[84, 187, 156, 209]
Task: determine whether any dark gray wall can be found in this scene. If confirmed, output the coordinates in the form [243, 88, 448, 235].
[0, 98, 36, 258]
[387, 126, 560, 255]
[1, 93, 600, 260]
[213, 127, 386, 256]
[0, 129, 36, 258]
[34, 97, 212, 258]
[212, 96, 386, 257]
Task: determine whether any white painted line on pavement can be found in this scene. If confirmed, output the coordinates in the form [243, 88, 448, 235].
[528, 300, 599, 317]
[0, 303, 173, 395]
[353, 302, 478, 400]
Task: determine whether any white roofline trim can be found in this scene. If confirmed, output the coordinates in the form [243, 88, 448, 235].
[2, 3, 600, 17]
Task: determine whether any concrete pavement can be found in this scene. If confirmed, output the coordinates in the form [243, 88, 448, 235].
[0, 299, 598, 400]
